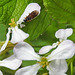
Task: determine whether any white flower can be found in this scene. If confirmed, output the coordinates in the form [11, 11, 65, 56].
[17, 3, 41, 25]
[0, 18, 29, 52]
[0, 55, 22, 74]
[39, 28, 73, 54]
[13, 40, 75, 75]
[55, 28, 73, 41]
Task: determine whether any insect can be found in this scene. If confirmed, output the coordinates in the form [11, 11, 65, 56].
[23, 10, 39, 22]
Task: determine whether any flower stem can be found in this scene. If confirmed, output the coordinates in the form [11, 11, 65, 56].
[0, 41, 15, 56]
[71, 62, 73, 75]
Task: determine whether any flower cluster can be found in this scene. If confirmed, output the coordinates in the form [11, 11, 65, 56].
[0, 3, 75, 75]
[14, 29, 75, 75]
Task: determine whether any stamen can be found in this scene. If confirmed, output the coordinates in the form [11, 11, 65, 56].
[58, 40, 63, 45]
[9, 18, 17, 27]
[58, 42, 61, 45]
[38, 57, 48, 68]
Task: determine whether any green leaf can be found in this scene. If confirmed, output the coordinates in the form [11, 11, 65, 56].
[0, 0, 11, 6]
[0, 24, 7, 41]
[0, 0, 16, 25]
[43, 0, 75, 24]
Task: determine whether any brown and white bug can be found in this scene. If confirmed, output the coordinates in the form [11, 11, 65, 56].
[17, 3, 41, 25]
[23, 10, 39, 22]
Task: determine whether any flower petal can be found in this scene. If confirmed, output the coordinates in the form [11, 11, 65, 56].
[15, 64, 41, 75]
[0, 55, 22, 70]
[47, 40, 75, 61]
[0, 28, 11, 52]
[17, 3, 41, 24]
[20, 24, 25, 28]
[0, 71, 3, 75]
[47, 59, 67, 75]
[39, 41, 59, 54]
[39, 45, 54, 54]
[11, 26, 29, 43]
[13, 42, 40, 61]
[55, 28, 73, 40]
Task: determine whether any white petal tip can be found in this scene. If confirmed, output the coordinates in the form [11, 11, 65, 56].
[39, 45, 53, 54]
[55, 28, 73, 40]
[18, 3, 41, 24]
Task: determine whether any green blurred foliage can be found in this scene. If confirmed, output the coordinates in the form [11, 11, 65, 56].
[0, 0, 75, 75]
[43, 0, 75, 24]
[0, 24, 7, 41]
